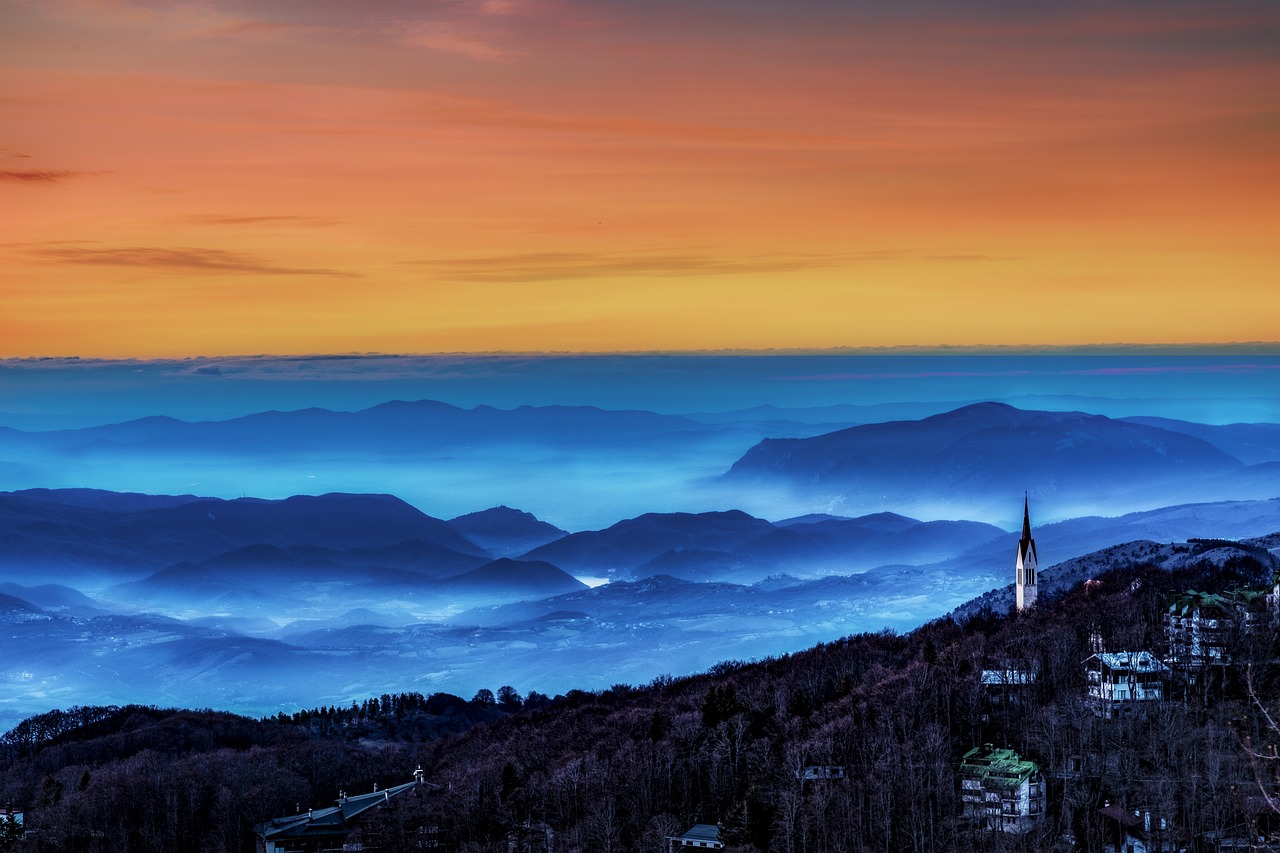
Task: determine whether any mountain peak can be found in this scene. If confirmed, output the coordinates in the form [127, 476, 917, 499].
[723, 402, 1245, 519]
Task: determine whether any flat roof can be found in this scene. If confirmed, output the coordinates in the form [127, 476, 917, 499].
[960, 745, 1040, 788]
[682, 824, 722, 843]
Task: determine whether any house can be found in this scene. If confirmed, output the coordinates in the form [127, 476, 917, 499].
[981, 669, 1036, 702]
[672, 824, 724, 849]
[255, 769, 426, 853]
[959, 744, 1046, 834]
[1098, 803, 1180, 853]
[1085, 651, 1169, 718]
[1165, 589, 1260, 670]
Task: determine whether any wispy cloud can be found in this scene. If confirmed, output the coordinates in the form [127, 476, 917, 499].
[397, 22, 522, 61]
[407, 250, 848, 282]
[176, 214, 345, 228]
[43, 0, 533, 60]
[24, 245, 358, 277]
[406, 249, 1010, 283]
[0, 170, 90, 183]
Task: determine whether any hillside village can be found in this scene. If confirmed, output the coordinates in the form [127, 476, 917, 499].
[1, 500, 1279, 852]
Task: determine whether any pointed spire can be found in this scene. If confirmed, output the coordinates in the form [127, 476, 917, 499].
[1016, 492, 1039, 611]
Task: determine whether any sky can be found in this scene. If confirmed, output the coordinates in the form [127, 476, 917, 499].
[2, 0, 1278, 357]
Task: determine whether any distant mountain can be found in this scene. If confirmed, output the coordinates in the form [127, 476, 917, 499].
[447, 506, 567, 557]
[111, 546, 361, 611]
[0, 591, 43, 617]
[679, 401, 955, 428]
[0, 490, 489, 583]
[286, 539, 489, 578]
[1, 487, 207, 512]
[520, 510, 777, 578]
[443, 558, 586, 596]
[632, 549, 749, 582]
[456, 574, 763, 628]
[903, 497, 1280, 601]
[0, 401, 751, 531]
[0, 400, 712, 455]
[1121, 416, 1280, 465]
[775, 512, 861, 526]
[518, 508, 1003, 582]
[109, 549, 585, 620]
[0, 582, 103, 615]
[740, 515, 1005, 573]
[722, 402, 1249, 518]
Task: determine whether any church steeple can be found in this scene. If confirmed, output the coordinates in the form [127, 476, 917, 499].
[1016, 493, 1038, 611]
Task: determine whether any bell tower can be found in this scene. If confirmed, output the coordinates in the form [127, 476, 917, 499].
[1015, 494, 1038, 611]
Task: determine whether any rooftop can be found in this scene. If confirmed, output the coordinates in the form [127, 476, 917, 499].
[1168, 588, 1260, 616]
[1087, 651, 1169, 673]
[682, 824, 723, 844]
[960, 745, 1040, 789]
[256, 780, 421, 842]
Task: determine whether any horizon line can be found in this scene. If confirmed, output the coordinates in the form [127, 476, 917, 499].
[6, 341, 1280, 363]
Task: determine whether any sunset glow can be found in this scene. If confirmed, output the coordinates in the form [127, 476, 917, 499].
[3, 1, 1277, 356]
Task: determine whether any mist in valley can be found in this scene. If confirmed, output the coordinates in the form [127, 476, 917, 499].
[1, 352, 1279, 732]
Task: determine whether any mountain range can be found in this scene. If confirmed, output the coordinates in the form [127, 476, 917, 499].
[4, 399, 1279, 529]
[721, 401, 1280, 518]
[0, 398, 1278, 731]
[0, 399, 714, 454]
[0, 490, 487, 584]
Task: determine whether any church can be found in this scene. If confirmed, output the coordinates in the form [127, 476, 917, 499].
[1015, 495, 1038, 611]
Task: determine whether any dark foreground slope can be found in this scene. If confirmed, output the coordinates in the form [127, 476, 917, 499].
[3, 548, 1277, 853]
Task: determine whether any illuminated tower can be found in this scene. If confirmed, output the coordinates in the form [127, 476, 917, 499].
[1015, 494, 1038, 611]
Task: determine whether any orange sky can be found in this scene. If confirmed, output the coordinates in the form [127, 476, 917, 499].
[2, 0, 1277, 357]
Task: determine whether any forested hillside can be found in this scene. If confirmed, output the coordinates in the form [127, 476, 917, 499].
[2, 553, 1277, 852]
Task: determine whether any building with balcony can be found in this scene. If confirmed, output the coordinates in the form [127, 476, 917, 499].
[1085, 651, 1169, 718]
[959, 744, 1046, 834]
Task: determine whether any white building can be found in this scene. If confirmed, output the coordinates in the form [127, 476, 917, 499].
[960, 744, 1046, 834]
[1085, 651, 1169, 718]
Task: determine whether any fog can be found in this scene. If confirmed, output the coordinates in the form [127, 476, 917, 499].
[2, 351, 1279, 732]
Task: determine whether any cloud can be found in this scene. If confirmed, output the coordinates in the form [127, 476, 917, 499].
[177, 214, 345, 228]
[0, 170, 89, 183]
[398, 22, 522, 61]
[43, 0, 531, 60]
[406, 249, 1011, 283]
[24, 245, 358, 277]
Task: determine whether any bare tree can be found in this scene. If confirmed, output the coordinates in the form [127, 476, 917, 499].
[1244, 665, 1280, 815]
